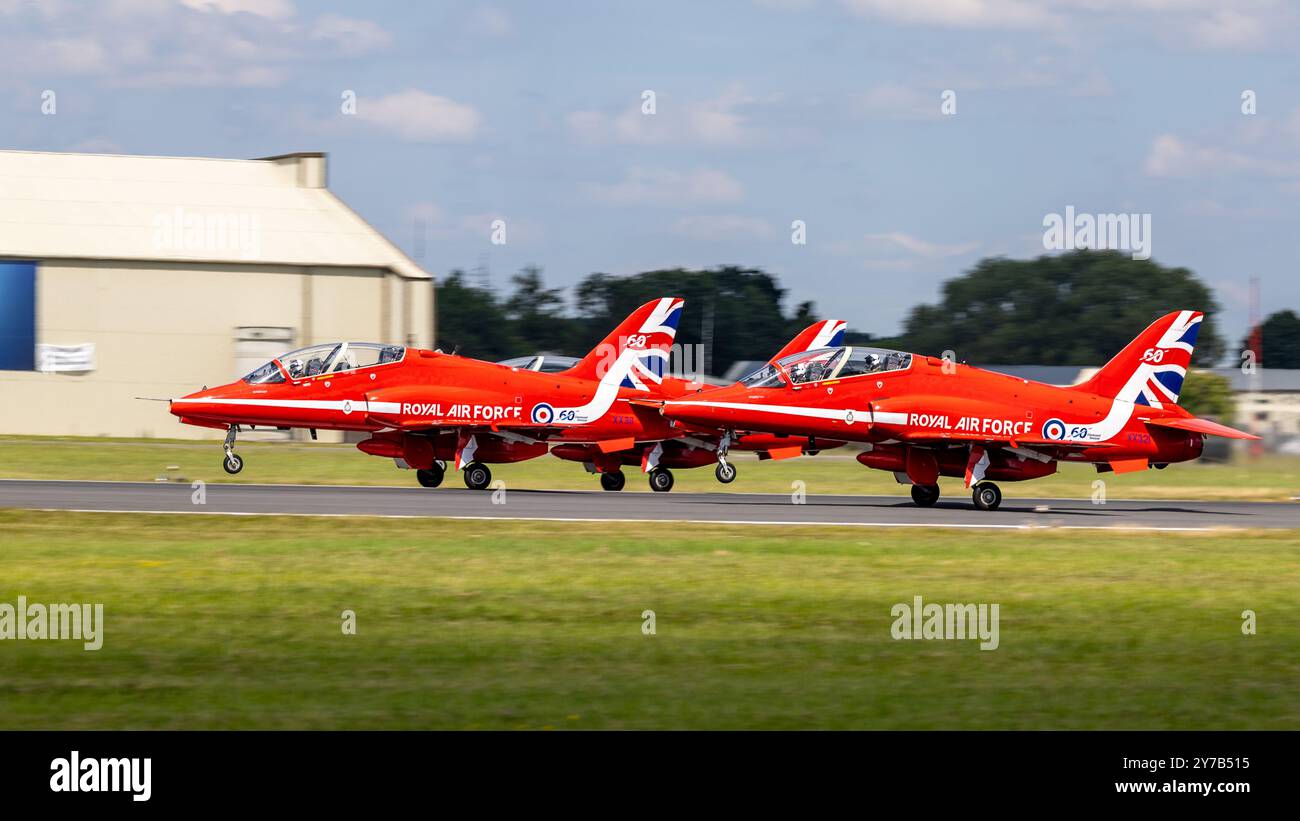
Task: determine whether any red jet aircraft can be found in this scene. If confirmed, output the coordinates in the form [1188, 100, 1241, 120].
[652, 310, 1258, 510]
[170, 298, 688, 490]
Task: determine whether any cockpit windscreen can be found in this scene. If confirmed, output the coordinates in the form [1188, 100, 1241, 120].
[241, 342, 405, 384]
[755, 346, 912, 386]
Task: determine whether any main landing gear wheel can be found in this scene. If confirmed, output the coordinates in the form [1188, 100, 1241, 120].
[715, 461, 737, 484]
[600, 471, 626, 492]
[221, 425, 243, 474]
[417, 463, 445, 488]
[463, 462, 492, 491]
[648, 467, 675, 493]
[972, 482, 1002, 511]
[910, 483, 939, 507]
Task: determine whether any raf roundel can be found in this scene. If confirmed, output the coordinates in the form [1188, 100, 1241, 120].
[1042, 418, 1067, 440]
[530, 403, 555, 425]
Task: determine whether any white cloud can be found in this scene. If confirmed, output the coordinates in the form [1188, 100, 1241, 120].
[1190, 9, 1267, 49]
[309, 14, 392, 56]
[44, 37, 109, 73]
[1144, 134, 1300, 179]
[357, 90, 483, 141]
[567, 87, 754, 146]
[865, 231, 979, 258]
[179, 0, 295, 19]
[830, 0, 1294, 52]
[839, 0, 1062, 30]
[0, 1, 391, 87]
[586, 168, 745, 206]
[671, 215, 774, 241]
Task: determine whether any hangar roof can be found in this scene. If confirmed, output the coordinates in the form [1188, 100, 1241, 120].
[0, 149, 429, 280]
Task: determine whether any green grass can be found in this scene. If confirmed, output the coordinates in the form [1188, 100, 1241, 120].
[1, 435, 1298, 501]
[0, 510, 1296, 729]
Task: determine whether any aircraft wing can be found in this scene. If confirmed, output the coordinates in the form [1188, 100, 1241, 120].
[1006, 437, 1119, 450]
[895, 430, 1119, 451]
[381, 418, 559, 441]
[375, 416, 548, 432]
[1140, 416, 1260, 440]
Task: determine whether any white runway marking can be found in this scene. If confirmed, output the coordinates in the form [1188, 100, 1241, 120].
[4, 480, 1293, 531]
[0, 478, 1271, 506]
[21, 507, 1228, 532]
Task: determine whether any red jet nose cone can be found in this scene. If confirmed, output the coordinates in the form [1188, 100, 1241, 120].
[170, 383, 242, 421]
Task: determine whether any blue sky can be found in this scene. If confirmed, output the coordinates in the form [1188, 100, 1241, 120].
[2, 0, 1297, 345]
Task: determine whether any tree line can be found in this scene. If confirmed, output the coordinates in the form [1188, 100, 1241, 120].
[435, 250, 1296, 378]
[435, 264, 818, 376]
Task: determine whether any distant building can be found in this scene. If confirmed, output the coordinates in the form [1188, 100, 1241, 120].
[1216, 367, 1300, 443]
[978, 365, 1300, 445]
[0, 150, 434, 439]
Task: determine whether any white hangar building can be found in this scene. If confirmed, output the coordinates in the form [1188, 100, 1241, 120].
[0, 149, 434, 439]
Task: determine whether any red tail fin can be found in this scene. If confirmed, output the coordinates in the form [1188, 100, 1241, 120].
[1072, 310, 1202, 408]
[768, 320, 846, 363]
[563, 298, 685, 386]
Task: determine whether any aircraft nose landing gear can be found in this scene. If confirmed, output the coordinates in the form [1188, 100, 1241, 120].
[221, 425, 244, 474]
[714, 432, 737, 483]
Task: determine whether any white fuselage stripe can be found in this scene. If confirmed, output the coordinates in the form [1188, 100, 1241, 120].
[172, 397, 367, 412]
[664, 400, 906, 425]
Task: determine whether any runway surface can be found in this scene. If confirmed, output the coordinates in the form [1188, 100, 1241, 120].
[3, 479, 1298, 530]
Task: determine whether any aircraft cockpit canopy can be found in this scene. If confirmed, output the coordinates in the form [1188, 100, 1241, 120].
[739, 346, 912, 388]
[496, 354, 581, 374]
[242, 342, 406, 384]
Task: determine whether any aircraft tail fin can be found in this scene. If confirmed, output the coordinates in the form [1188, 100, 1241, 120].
[768, 319, 846, 363]
[563, 297, 684, 390]
[1072, 310, 1202, 409]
